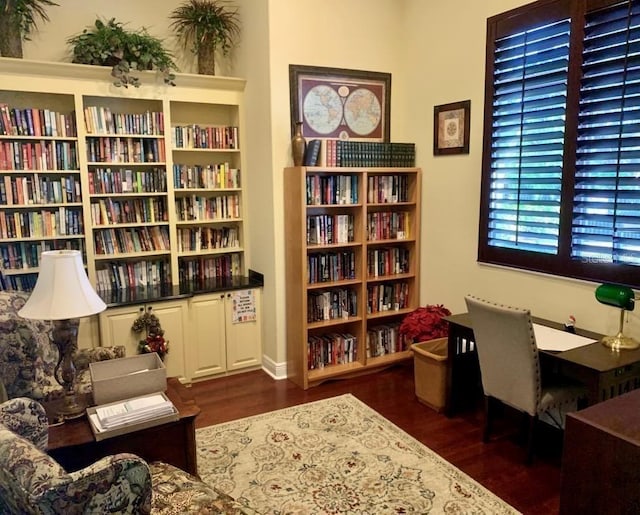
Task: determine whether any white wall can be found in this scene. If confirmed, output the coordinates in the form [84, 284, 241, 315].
[20, 0, 639, 373]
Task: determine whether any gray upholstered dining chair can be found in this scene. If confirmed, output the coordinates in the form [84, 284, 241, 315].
[464, 295, 586, 464]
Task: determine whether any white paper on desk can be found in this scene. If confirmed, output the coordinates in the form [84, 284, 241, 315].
[95, 394, 175, 429]
[533, 323, 595, 352]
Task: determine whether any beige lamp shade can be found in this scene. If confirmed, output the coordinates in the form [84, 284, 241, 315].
[19, 250, 106, 320]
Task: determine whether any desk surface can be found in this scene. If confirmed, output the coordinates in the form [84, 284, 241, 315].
[443, 313, 640, 373]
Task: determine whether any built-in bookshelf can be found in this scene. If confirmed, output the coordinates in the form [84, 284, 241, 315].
[83, 97, 171, 291]
[170, 100, 244, 289]
[284, 166, 421, 389]
[0, 61, 251, 294]
[0, 91, 83, 291]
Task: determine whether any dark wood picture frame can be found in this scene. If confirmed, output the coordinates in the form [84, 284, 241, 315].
[433, 100, 470, 155]
[289, 64, 391, 141]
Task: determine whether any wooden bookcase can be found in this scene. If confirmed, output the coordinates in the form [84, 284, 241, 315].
[284, 166, 421, 389]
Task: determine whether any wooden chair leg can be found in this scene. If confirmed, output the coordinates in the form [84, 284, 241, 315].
[483, 395, 492, 443]
[525, 414, 537, 465]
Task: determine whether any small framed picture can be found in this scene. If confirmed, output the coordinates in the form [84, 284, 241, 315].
[433, 100, 470, 155]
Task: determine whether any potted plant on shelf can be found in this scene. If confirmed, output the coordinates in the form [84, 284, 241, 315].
[67, 18, 177, 87]
[0, 0, 58, 58]
[169, 0, 240, 75]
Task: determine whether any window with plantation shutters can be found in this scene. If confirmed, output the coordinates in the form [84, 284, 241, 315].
[488, 19, 570, 254]
[573, 2, 640, 267]
[480, 0, 640, 288]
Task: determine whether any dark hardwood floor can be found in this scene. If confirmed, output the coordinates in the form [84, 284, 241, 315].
[190, 362, 563, 515]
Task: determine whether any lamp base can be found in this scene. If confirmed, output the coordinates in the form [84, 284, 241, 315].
[601, 333, 640, 351]
[57, 393, 87, 420]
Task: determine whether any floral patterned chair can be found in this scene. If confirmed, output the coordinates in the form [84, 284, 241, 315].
[0, 290, 125, 403]
[0, 397, 251, 514]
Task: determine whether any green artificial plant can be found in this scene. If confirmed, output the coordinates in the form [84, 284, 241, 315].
[0, 0, 58, 58]
[67, 18, 177, 87]
[169, 0, 240, 75]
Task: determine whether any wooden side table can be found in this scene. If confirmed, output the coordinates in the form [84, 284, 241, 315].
[560, 389, 640, 514]
[47, 377, 200, 476]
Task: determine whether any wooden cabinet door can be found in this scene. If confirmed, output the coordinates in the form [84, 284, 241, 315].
[225, 288, 262, 371]
[99, 300, 188, 380]
[188, 293, 227, 380]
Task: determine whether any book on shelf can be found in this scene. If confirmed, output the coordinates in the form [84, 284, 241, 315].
[304, 139, 322, 166]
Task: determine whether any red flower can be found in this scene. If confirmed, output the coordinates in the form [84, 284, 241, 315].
[399, 304, 451, 343]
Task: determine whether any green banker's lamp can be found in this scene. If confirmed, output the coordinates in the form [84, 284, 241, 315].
[595, 284, 639, 350]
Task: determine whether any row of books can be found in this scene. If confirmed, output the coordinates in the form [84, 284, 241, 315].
[95, 259, 169, 291]
[307, 333, 357, 370]
[83, 107, 164, 136]
[178, 253, 242, 283]
[0, 140, 78, 171]
[367, 211, 410, 241]
[90, 197, 168, 226]
[0, 104, 77, 138]
[306, 214, 354, 246]
[175, 194, 240, 222]
[176, 226, 240, 252]
[1, 174, 81, 206]
[307, 288, 357, 323]
[306, 174, 359, 206]
[93, 226, 170, 255]
[88, 167, 167, 195]
[367, 175, 410, 203]
[0, 207, 83, 239]
[172, 125, 239, 150]
[1, 240, 83, 271]
[367, 247, 410, 277]
[0, 272, 37, 291]
[86, 137, 166, 164]
[304, 139, 415, 168]
[366, 322, 406, 357]
[367, 281, 410, 314]
[173, 163, 240, 190]
[307, 250, 356, 284]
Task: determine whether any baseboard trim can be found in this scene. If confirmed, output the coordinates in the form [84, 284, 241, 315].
[261, 354, 287, 380]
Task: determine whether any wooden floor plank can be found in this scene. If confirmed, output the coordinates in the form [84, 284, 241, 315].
[190, 362, 561, 514]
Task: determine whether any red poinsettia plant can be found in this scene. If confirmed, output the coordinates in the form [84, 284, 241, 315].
[399, 304, 451, 343]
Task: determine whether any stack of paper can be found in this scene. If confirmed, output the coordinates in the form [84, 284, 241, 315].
[90, 394, 176, 432]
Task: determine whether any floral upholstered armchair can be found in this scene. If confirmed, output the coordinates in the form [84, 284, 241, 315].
[0, 397, 251, 514]
[0, 290, 125, 403]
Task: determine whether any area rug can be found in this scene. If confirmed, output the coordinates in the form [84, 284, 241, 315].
[196, 394, 519, 514]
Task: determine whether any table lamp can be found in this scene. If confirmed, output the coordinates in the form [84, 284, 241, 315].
[19, 250, 106, 419]
[595, 283, 639, 350]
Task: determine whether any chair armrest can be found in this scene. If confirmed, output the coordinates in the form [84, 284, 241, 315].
[74, 346, 126, 372]
[40, 453, 152, 514]
[0, 397, 48, 450]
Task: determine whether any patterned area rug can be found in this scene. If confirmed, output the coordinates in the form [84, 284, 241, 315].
[196, 394, 520, 514]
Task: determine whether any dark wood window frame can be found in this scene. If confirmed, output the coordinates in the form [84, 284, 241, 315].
[480, 0, 640, 289]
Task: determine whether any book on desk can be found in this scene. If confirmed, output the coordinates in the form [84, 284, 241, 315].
[87, 392, 178, 441]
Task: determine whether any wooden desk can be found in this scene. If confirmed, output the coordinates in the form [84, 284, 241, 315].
[47, 377, 200, 476]
[560, 389, 640, 514]
[443, 313, 640, 416]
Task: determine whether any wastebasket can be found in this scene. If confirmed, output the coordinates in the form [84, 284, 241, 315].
[411, 337, 448, 412]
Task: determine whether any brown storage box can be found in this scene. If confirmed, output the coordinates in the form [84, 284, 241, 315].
[90, 353, 167, 405]
[411, 338, 448, 412]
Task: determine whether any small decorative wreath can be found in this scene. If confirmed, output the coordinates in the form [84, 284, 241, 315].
[132, 306, 169, 360]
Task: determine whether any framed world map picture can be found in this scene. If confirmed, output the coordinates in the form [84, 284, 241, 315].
[289, 65, 391, 141]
